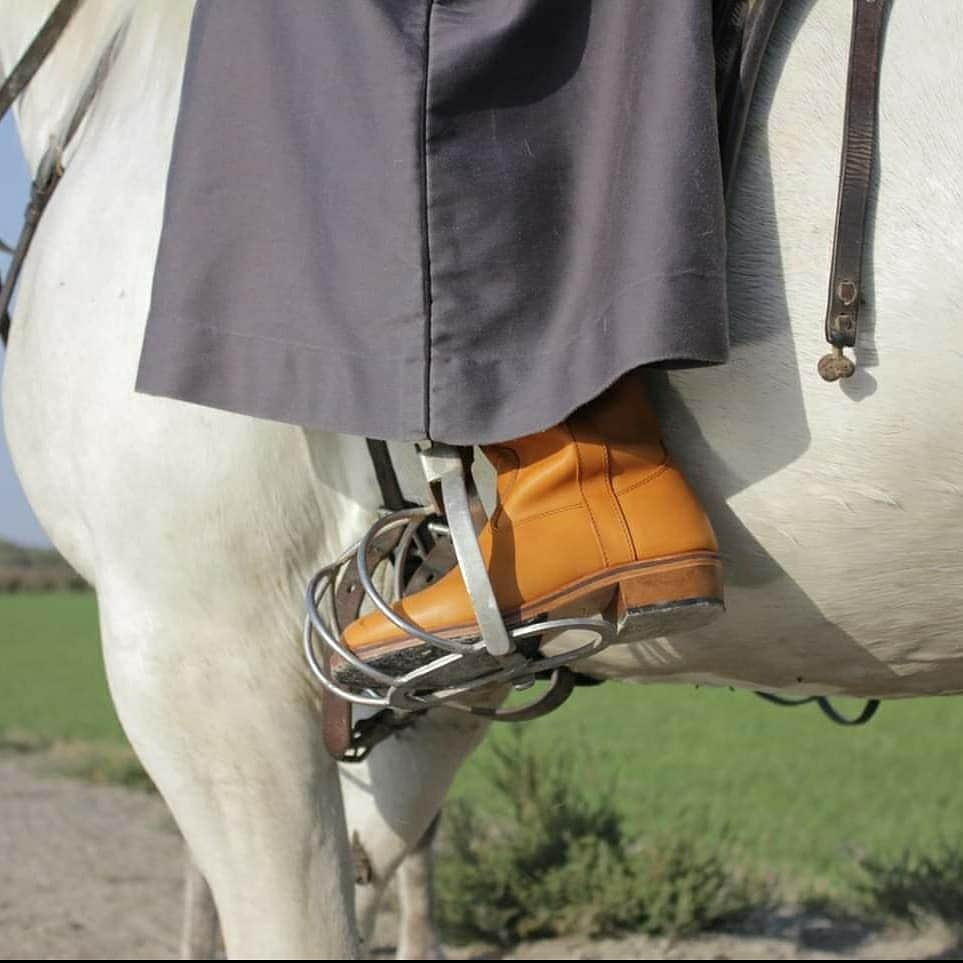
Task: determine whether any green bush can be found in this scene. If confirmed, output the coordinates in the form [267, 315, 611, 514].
[435, 730, 759, 947]
[854, 845, 963, 931]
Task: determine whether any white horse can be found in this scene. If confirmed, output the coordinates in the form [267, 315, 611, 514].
[3, 0, 962, 957]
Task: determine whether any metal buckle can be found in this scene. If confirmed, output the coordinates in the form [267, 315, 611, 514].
[303, 444, 616, 715]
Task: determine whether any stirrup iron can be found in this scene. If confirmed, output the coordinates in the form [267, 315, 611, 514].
[303, 443, 616, 715]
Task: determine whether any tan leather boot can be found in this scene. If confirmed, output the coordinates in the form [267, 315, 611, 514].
[335, 373, 722, 688]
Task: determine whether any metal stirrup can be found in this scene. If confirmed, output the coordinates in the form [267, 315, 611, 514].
[303, 443, 617, 717]
[418, 443, 513, 657]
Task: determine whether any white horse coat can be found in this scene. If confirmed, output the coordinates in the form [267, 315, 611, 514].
[3, 0, 962, 957]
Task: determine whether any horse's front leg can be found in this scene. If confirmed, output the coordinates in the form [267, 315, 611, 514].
[178, 701, 483, 961]
[344, 705, 493, 957]
[179, 847, 219, 960]
[96, 577, 358, 959]
[395, 813, 444, 961]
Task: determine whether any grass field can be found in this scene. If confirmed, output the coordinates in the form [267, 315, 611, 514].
[0, 591, 123, 743]
[3, 591, 963, 901]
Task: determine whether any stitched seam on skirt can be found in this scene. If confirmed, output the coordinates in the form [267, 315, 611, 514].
[419, 0, 437, 439]
[430, 268, 728, 364]
[151, 321, 410, 361]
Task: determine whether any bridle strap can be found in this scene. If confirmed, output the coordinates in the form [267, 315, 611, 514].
[0, 0, 87, 344]
[0, 3, 121, 347]
[818, 0, 890, 381]
[0, 0, 85, 122]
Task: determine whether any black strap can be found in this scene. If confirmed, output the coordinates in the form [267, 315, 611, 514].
[365, 438, 410, 512]
[755, 691, 881, 727]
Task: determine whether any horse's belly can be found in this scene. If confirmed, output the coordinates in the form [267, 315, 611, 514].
[576, 471, 963, 698]
[1, 304, 99, 581]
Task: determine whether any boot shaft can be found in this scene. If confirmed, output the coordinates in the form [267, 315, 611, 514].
[338, 373, 721, 660]
[479, 373, 717, 565]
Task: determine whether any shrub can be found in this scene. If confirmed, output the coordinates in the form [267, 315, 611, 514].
[854, 846, 963, 931]
[435, 730, 758, 947]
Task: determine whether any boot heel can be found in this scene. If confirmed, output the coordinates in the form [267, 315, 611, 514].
[608, 557, 725, 644]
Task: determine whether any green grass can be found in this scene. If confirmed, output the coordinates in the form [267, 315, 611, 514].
[0, 591, 125, 744]
[448, 683, 963, 900]
[4, 592, 963, 902]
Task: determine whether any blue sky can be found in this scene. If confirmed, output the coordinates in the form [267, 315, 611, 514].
[1, 112, 51, 547]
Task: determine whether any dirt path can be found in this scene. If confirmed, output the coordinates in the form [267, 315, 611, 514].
[0, 753, 182, 960]
[1, 751, 961, 960]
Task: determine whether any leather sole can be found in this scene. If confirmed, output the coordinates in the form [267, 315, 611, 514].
[332, 552, 724, 693]
[609, 557, 724, 643]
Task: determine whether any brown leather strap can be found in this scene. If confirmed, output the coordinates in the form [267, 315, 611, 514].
[320, 672, 355, 759]
[322, 444, 404, 760]
[820, 0, 889, 379]
[323, 435, 458, 760]
[321, 519, 458, 760]
[321, 524, 406, 759]
[404, 535, 455, 594]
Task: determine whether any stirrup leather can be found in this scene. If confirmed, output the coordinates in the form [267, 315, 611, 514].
[303, 443, 616, 714]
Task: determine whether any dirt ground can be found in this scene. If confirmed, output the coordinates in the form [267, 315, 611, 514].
[1, 751, 961, 961]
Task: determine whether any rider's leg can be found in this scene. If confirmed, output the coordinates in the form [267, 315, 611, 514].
[335, 370, 722, 684]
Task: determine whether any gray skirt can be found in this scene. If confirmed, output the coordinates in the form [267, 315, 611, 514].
[136, 0, 728, 445]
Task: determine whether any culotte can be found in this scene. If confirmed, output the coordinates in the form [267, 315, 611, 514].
[135, 0, 728, 445]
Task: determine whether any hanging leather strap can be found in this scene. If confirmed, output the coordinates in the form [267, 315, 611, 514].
[321, 439, 443, 761]
[818, 0, 890, 381]
[322, 519, 409, 761]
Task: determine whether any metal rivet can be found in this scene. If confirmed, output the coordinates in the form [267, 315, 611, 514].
[832, 312, 856, 335]
[837, 280, 858, 306]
